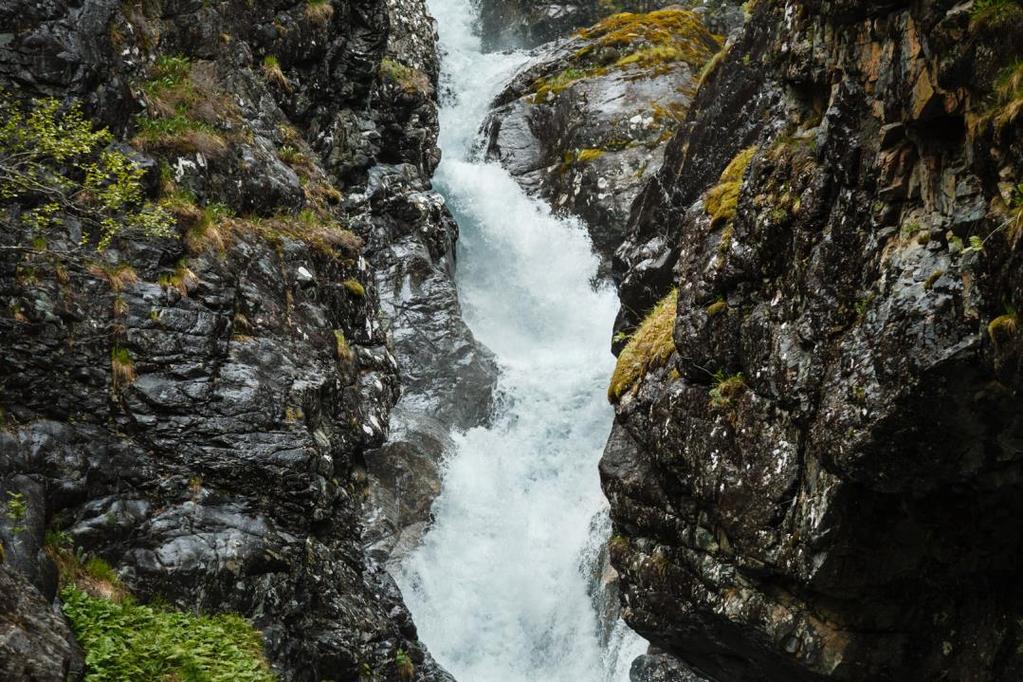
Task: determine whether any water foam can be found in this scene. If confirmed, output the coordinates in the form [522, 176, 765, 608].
[395, 1, 648, 679]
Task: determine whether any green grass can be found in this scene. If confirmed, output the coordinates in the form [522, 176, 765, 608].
[709, 371, 745, 409]
[61, 585, 275, 682]
[970, 0, 1023, 31]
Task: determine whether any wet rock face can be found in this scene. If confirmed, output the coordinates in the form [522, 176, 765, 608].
[604, 1, 1023, 681]
[483, 9, 723, 263]
[0, 0, 466, 679]
[0, 565, 83, 681]
[357, 162, 498, 564]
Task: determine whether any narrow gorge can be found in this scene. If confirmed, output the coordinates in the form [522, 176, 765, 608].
[2, 0, 1022, 681]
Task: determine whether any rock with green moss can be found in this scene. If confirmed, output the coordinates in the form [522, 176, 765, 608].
[602, 1, 1023, 680]
[483, 8, 724, 262]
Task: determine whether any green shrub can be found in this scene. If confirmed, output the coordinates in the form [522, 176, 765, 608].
[61, 585, 275, 682]
[0, 96, 175, 249]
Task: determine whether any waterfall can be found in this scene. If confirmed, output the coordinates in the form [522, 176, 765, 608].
[394, 0, 649, 679]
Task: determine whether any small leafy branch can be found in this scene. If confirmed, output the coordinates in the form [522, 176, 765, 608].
[0, 95, 174, 249]
[963, 183, 1023, 255]
[5, 491, 28, 535]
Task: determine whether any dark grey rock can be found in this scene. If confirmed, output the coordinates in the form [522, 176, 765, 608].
[603, 1, 1023, 681]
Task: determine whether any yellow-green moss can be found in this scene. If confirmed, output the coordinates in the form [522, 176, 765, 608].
[334, 329, 353, 361]
[343, 279, 366, 297]
[530, 9, 722, 102]
[706, 299, 728, 317]
[576, 148, 605, 163]
[577, 9, 721, 70]
[988, 313, 1018, 346]
[924, 270, 944, 290]
[608, 289, 677, 402]
[704, 146, 758, 229]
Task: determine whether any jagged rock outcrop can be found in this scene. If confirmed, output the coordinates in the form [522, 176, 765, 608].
[0, 0, 476, 679]
[483, 8, 723, 263]
[603, 1, 1023, 681]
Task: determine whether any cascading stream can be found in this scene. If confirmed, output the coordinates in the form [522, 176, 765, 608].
[395, 1, 648, 679]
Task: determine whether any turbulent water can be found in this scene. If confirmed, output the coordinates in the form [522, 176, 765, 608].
[394, 1, 648, 680]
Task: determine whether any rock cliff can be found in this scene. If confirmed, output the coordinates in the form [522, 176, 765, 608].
[603, 1, 1023, 680]
[0, 0, 486, 679]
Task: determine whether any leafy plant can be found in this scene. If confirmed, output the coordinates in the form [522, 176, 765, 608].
[5, 491, 28, 535]
[395, 649, 414, 681]
[0, 96, 175, 249]
[61, 585, 275, 682]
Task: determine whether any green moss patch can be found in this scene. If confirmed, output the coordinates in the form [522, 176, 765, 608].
[609, 289, 678, 402]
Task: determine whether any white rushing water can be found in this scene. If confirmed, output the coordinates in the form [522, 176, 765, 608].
[395, 0, 648, 680]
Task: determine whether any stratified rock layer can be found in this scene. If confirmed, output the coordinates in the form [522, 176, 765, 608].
[604, 1, 1023, 680]
[0, 0, 480, 679]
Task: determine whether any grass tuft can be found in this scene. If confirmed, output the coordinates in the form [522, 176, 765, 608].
[970, 0, 1023, 32]
[305, 0, 334, 24]
[111, 346, 136, 389]
[379, 58, 431, 95]
[709, 371, 746, 409]
[262, 55, 291, 91]
[609, 289, 677, 402]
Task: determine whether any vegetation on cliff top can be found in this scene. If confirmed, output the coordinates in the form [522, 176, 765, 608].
[531, 9, 722, 102]
[609, 289, 678, 401]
